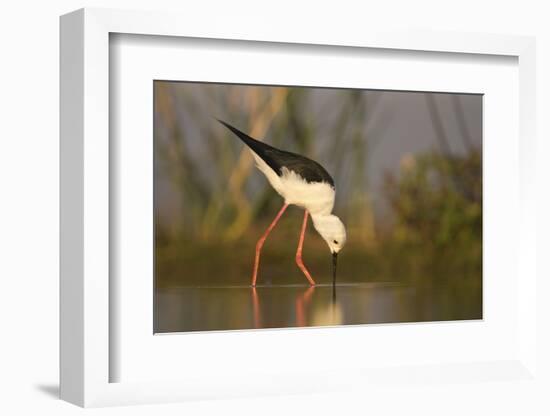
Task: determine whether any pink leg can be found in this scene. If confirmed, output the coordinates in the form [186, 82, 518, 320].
[252, 203, 289, 287]
[295, 210, 316, 286]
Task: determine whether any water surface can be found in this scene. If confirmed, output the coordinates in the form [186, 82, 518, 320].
[155, 283, 481, 333]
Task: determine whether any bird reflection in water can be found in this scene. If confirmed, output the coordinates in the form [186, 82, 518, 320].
[251, 285, 343, 329]
[295, 286, 315, 326]
[251, 287, 261, 328]
[311, 295, 343, 327]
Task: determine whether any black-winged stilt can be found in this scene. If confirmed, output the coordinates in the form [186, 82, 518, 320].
[219, 120, 347, 287]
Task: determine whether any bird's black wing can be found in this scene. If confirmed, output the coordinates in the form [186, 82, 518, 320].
[263, 148, 335, 187]
[218, 120, 335, 188]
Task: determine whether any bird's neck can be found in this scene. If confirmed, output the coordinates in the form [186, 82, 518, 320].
[310, 213, 334, 231]
[311, 213, 330, 222]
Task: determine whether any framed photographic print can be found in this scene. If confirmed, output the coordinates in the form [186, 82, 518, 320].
[60, 8, 538, 408]
[152, 81, 483, 334]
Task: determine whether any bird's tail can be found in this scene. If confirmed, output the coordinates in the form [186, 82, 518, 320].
[216, 119, 282, 176]
[216, 119, 277, 154]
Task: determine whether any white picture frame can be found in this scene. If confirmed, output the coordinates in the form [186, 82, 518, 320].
[60, 7, 537, 407]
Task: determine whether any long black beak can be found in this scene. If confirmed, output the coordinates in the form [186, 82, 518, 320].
[332, 252, 338, 287]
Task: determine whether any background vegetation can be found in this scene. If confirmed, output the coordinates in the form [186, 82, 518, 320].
[154, 82, 482, 317]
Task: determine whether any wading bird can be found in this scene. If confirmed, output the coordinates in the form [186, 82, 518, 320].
[219, 120, 346, 287]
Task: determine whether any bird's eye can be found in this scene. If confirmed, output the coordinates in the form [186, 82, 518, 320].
[333, 240, 338, 244]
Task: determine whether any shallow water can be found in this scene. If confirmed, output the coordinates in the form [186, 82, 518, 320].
[154, 283, 481, 333]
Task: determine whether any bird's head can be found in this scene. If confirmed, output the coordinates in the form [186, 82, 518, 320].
[312, 214, 347, 254]
[311, 214, 347, 284]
